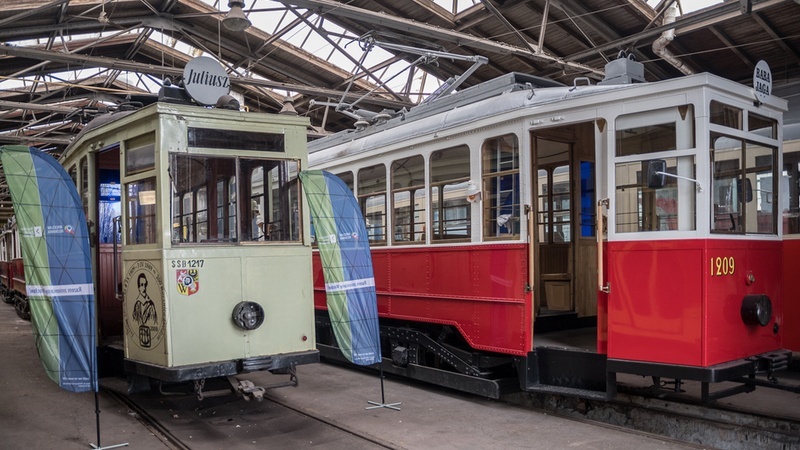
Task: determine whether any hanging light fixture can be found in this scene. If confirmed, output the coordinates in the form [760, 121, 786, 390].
[223, 0, 251, 32]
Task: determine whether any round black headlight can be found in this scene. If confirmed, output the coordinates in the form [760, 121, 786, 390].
[232, 301, 265, 330]
[740, 294, 772, 327]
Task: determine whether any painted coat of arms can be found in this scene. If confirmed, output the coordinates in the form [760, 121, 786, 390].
[176, 269, 199, 296]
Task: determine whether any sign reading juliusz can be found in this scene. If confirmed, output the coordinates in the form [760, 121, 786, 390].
[183, 56, 231, 105]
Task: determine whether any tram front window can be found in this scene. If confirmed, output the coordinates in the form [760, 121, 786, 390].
[170, 154, 301, 244]
[615, 156, 696, 233]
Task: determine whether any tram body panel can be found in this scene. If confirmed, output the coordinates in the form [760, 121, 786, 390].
[312, 243, 531, 355]
[607, 238, 782, 367]
[784, 238, 800, 351]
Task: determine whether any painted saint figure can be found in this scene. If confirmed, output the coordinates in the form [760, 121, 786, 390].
[133, 273, 157, 347]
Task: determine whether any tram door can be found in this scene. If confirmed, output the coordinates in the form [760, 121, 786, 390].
[94, 148, 123, 340]
[531, 123, 597, 321]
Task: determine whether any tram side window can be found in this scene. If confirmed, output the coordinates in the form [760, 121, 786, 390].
[392, 156, 426, 244]
[310, 171, 353, 247]
[430, 146, 471, 242]
[615, 156, 696, 233]
[482, 135, 520, 240]
[711, 133, 777, 234]
[784, 150, 800, 235]
[358, 164, 387, 245]
[337, 171, 354, 193]
[127, 178, 157, 245]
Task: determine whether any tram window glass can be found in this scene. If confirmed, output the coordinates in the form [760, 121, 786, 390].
[392, 156, 426, 244]
[784, 150, 800, 235]
[710, 133, 777, 234]
[358, 164, 387, 245]
[616, 123, 676, 156]
[213, 178, 237, 241]
[336, 171, 354, 193]
[188, 128, 285, 153]
[99, 169, 121, 244]
[80, 157, 89, 191]
[616, 106, 694, 157]
[241, 159, 300, 242]
[537, 165, 571, 243]
[126, 143, 155, 175]
[615, 156, 696, 233]
[179, 193, 194, 242]
[482, 135, 520, 240]
[580, 161, 596, 238]
[196, 187, 208, 241]
[430, 146, 471, 242]
[710, 101, 743, 130]
[170, 154, 300, 244]
[229, 178, 237, 240]
[127, 177, 157, 245]
[748, 113, 777, 139]
[310, 171, 354, 247]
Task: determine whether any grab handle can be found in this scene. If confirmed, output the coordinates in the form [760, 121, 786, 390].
[596, 199, 610, 294]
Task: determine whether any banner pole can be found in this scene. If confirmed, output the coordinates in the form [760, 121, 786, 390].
[366, 363, 401, 411]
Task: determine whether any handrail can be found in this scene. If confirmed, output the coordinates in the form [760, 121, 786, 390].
[526, 204, 535, 297]
[596, 199, 610, 294]
[113, 215, 121, 300]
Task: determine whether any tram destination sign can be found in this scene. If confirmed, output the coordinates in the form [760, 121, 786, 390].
[183, 56, 231, 106]
[753, 60, 772, 104]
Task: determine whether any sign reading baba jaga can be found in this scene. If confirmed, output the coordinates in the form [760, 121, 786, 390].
[753, 60, 772, 104]
[183, 56, 231, 105]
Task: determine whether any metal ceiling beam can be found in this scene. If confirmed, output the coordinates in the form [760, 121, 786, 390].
[0, 134, 73, 145]
[564, 0, 785, 62]
[478, 0, 541, 55]
[708, 26, 755, 69]
[273, 0, 604, 77]
[0, 0, 70, 28]
[0, 44, 412, 110]
[289, 10, 407, 102]
[751, 11, 800, 66]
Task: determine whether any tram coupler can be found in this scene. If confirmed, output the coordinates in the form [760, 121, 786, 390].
[233, 379, 267, 401]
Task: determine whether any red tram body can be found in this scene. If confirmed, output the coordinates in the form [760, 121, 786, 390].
[309, 58, 794, 400]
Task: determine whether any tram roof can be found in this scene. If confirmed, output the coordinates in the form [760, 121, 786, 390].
[308, 71, 787, 165]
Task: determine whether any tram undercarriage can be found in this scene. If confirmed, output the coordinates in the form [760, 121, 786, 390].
[316, 312, 795, 403]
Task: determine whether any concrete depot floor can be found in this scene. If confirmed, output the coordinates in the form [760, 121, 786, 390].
[0, 303, 699, 450]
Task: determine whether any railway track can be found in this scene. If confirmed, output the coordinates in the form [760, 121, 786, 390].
[102, 378, 402, 450]
[503, 374, 800, 450]
[101, 364, 800, 450]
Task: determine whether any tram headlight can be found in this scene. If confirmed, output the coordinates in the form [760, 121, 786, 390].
[740, 294, 772, 327]
[232, 301, 265, 330]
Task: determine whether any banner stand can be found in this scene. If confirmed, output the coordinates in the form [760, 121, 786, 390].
[89, 390, 129, 449]
[366, 364, 401, 411]
[89, 349, 129, 449]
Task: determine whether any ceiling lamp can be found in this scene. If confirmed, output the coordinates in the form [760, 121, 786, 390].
[223, 0, 251, 32]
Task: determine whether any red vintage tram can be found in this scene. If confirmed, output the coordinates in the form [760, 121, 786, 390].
[0, 218, 29, 320]
[308, 57, 793, 401]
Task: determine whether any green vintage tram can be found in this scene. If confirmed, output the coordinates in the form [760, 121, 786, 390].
[60, 92, 317, 399]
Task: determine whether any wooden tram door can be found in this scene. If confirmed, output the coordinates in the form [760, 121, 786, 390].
[94, 148, 123, 340]
[531, 123, 598, 321]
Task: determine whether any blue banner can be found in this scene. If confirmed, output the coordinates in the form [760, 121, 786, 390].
[0, 145, 96, 392]
[299, 170, 381, 366]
